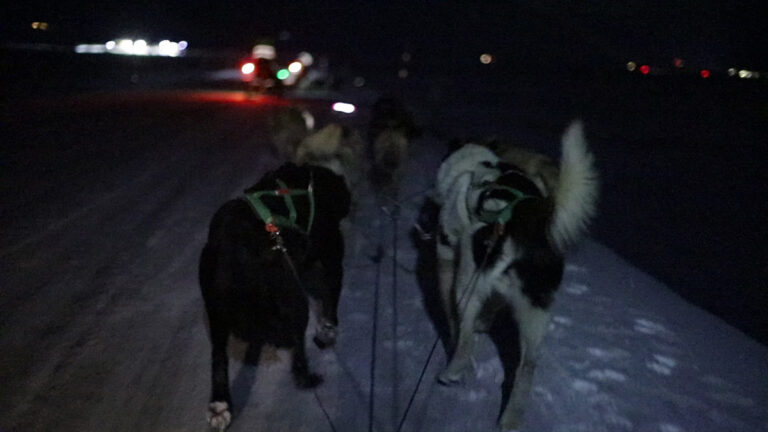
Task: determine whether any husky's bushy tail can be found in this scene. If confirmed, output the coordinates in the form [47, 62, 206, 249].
[550, 121, 599, 253]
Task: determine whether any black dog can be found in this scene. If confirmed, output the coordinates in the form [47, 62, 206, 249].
[199, 162, 350, 430]
[367, 96, 421, 195]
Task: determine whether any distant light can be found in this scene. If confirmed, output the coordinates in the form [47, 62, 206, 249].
[241, 62, 255, 74]
[673, 58, 684, 68]
[727, 68, 736, 76]
[74, 44, 106, 54]
[738, 69, 751, 79]
[398, 68, 408, 78]
[297, 51, 313, 66]
[700, 69, 710, 78]
[178, 41, 188, 50]
[626, 61, 637, 72]
[402, 52, 411, 62]
[353, 76, 365, 87]
[480, 53, 493, 64]
[276, 69, 290, 80]
[640, 65, 650, 75]
[252, 44, 276, 59]
[158, 40, 180, 57]
[288, 61, 303, 73]
[118, 39, 134, 52]
[31, 22, 48, 30]
[332, 102, 355, 114]
[105, 40, 116, 50]
[31, 22, 39, 29]
[133, 39, 148, 55]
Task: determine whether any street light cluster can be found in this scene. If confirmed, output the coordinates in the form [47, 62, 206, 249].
[626, 59, 765, 80]
[74, 39, 189, 56]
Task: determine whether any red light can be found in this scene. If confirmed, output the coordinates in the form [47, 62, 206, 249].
[241, 62, 256, 75]
[673, 58, 684, 68]
[640, 65, 650, 75]
[700, 69, 710, 78]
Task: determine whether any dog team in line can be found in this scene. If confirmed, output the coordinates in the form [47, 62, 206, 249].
[199, 96, 599, 431]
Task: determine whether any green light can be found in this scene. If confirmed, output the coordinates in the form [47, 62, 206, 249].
[276, 69, 290, 80]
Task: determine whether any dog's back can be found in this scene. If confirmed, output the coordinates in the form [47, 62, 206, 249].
[367, 96, 420, 196]
[200, 163, 351, 429]
[435, 121, 598, 430]
[270, 106, 314, 160]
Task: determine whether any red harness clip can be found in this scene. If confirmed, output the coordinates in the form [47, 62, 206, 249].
[275, 188, 291, 195]
[265, 222, 279, 233]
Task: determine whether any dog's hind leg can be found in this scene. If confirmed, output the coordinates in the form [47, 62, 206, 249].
[291, 334, 324, 388]
[437, 292, 483, 385]
[498, 305, 550, 431]
[206, 312, 233, 431]
[201, 245, 233, 430]
[436, 236, 458, 347]
[313, 231, 344, 349]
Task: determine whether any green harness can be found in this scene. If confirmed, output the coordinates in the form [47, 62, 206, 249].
[476, 184, 538, 228]
[242, 178, 315, 235]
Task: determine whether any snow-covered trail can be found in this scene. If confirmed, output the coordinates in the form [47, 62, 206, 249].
[1, 91, 766, 432]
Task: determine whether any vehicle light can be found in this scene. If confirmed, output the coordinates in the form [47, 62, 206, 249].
[241, 62, 255, 74]
[332, 102, 355, 114]
[298, 51, 313, 66]
[700, 69, 710, 78]
[640, 65, 650, 75]
[288, 61, 303, 73]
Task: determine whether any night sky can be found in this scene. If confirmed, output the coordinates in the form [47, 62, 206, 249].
[3, 1, 767, 71]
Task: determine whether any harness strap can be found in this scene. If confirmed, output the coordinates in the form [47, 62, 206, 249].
[477, 184, 538, 226]
[242, 176, 315, 234]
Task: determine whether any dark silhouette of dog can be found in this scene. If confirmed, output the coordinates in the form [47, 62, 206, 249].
[199, 162, 350, 430]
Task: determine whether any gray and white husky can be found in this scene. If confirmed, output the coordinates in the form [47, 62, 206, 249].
[434, 121, 598, 430]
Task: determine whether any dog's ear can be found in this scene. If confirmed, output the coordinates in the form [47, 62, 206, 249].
[454, 172, 474, 227]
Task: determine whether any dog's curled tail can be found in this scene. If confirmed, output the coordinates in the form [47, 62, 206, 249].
[550, 120, 599, 253]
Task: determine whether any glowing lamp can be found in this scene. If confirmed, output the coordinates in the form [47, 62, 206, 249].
[288, 61, 303, 73]
[700, 69, 710, 78]
[241, 62, 255, 74]
[332, 102, 356, 114]
[276, 69, 290, 80]
[640, 65, 650, 75]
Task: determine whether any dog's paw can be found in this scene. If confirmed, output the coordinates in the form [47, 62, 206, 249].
[295, 372, 324, 389]
[498, 407, 523, 432]
[437, 367, 465, 386]
[207, 401, 232, 431]
[313, 322, 338, 349]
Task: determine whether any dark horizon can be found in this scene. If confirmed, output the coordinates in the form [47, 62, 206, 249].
[3, 1, 767, 71]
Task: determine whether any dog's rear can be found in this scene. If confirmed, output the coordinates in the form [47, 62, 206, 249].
[270, 106, 315, 160]
[435, 121, 598, 431]
[368, 96, 420, 197]
[200, 163, 350, 431]
[295, 123, 364, 191]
